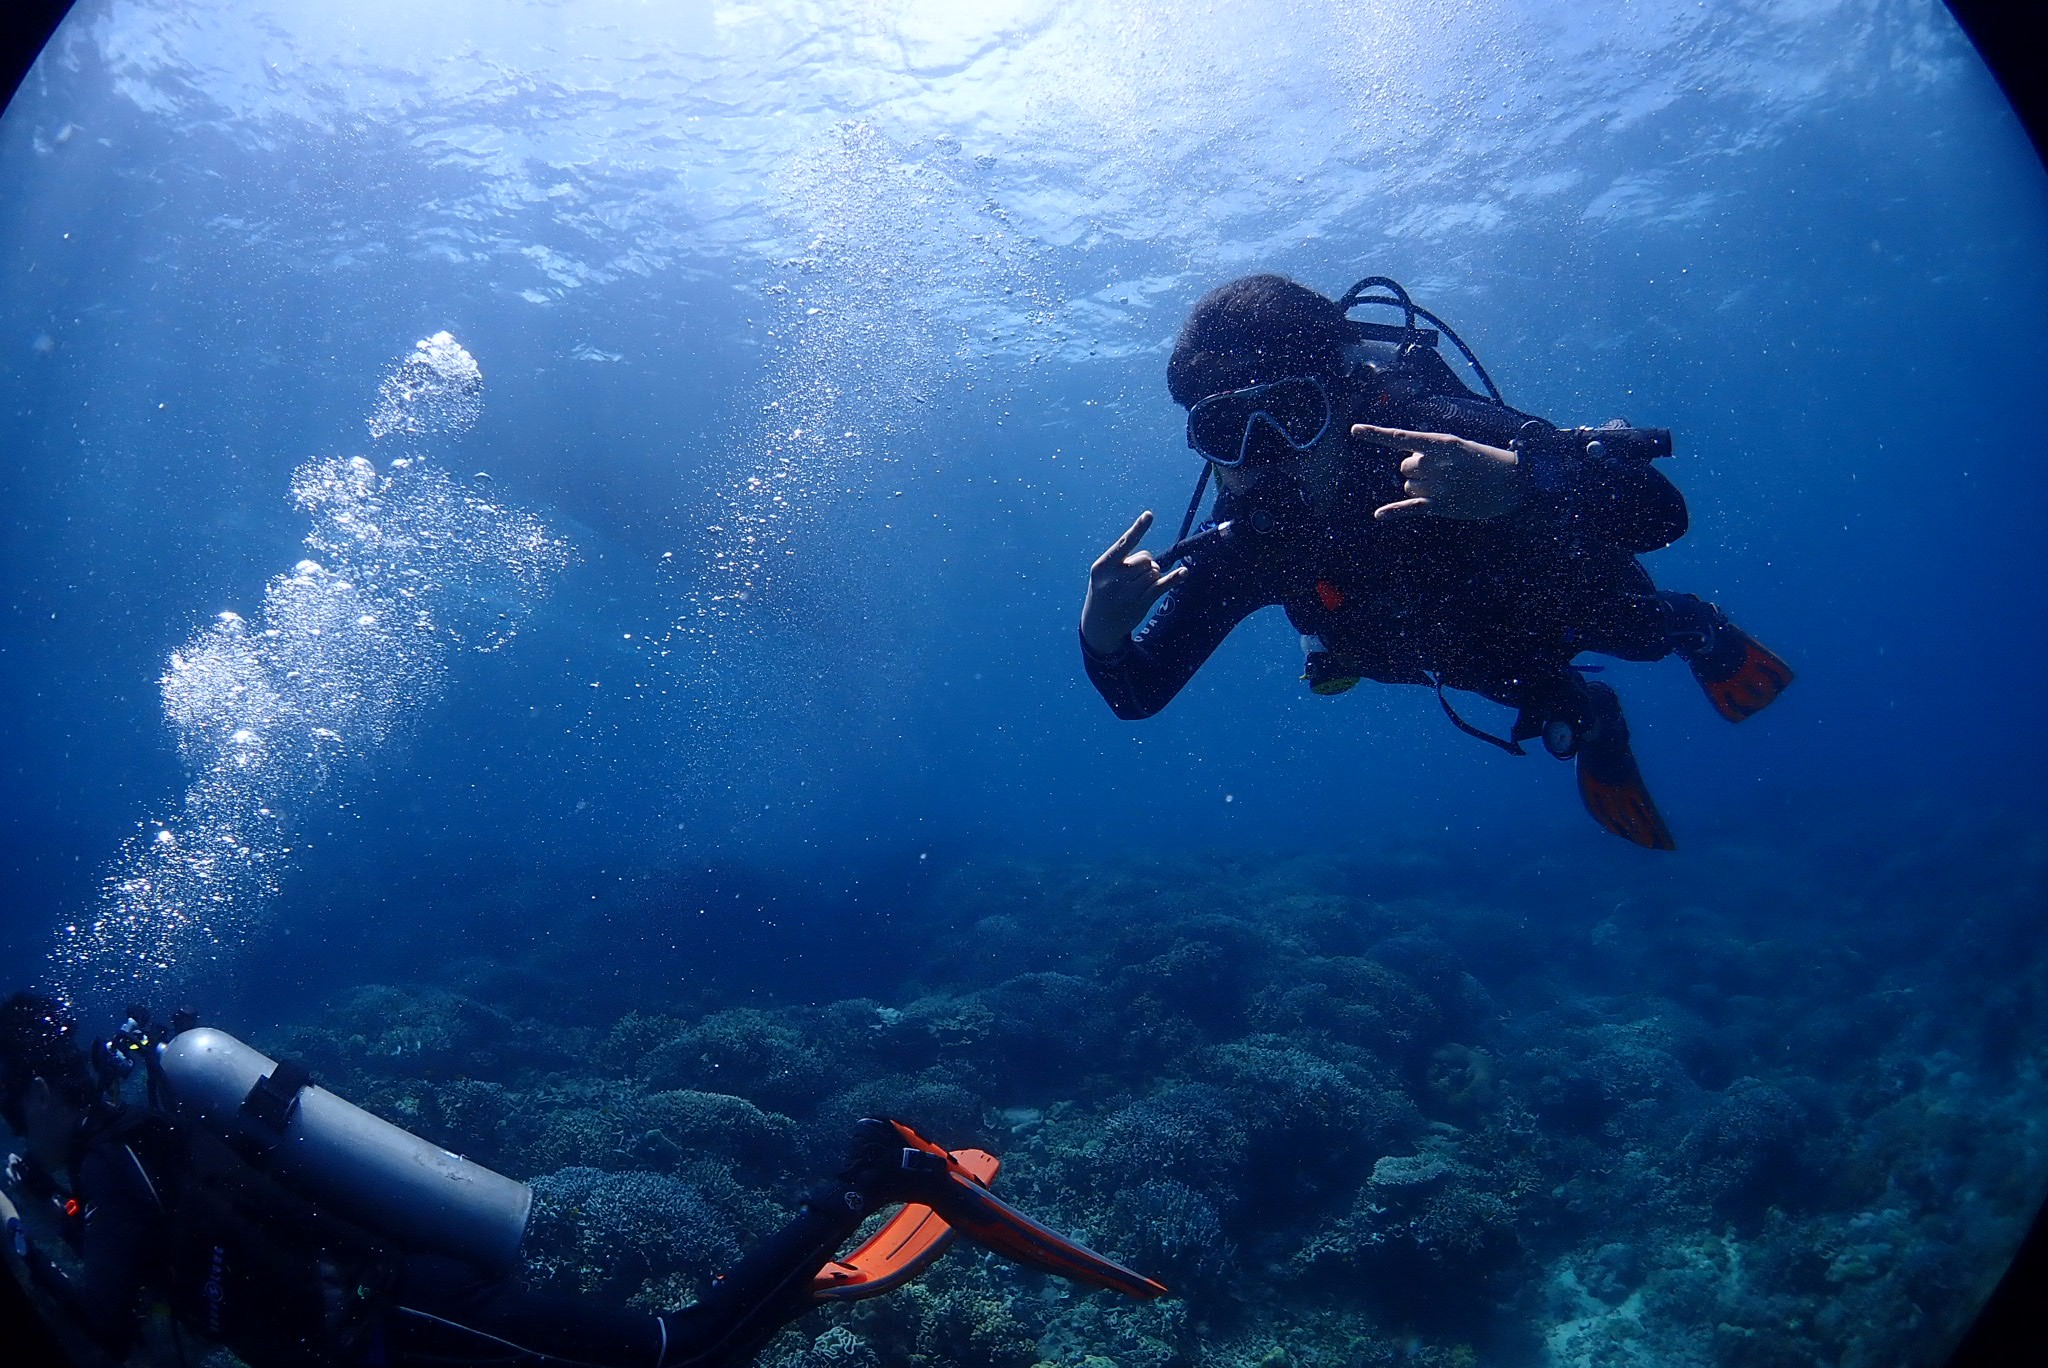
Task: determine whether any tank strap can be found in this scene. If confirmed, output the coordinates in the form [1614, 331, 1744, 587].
[240, 1059, 313, 1135]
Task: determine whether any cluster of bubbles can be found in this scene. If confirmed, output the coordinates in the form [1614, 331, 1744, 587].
[52, 335, 571, 1007]
[677, 121, 1055, 629]
[617, 120, 1067, 825]
[366, 330, 484, 440]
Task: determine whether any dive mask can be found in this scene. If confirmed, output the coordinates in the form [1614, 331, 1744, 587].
[1185, 375, 1333, 467]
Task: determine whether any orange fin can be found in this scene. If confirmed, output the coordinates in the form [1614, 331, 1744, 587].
[935, 1178, 1170, 1299]
[812, 1149, 1000, 1302]
[1579, 764, 1676, 851]
[859, 1119, 1170, 1301]
[1698, 634, 1795, 723]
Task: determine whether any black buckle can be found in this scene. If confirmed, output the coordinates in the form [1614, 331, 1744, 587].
[898, 1147, 946, 1175]
[240, 1059, 313, 1134]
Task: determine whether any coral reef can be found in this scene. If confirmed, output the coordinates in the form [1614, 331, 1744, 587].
[250, 820, 2048, 1368]
[526, 1166, 740, 1301]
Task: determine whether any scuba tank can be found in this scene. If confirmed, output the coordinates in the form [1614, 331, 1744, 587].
[156, 1026, 532, 1276]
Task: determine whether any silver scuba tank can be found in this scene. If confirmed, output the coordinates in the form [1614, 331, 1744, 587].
[158, 1026, 532, 1276]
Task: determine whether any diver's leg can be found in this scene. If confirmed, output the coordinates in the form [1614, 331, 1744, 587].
[1568, 550, 1795, 720]
[379, 1177, 870, 1368]
[1562, 557, 1670, 663]
[654, 1179, 871, 1368]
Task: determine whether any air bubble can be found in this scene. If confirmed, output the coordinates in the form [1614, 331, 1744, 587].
[366, 331, 483, 441]
[53, 332, 571, 1007]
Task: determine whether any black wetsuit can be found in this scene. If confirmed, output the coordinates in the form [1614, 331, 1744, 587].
[1084, 387, 1692, 728]
[16, 1107, 868, 1368]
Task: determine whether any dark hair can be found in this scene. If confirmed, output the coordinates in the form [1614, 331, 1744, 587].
[0, 992, 94, 1134]
[1166, 273, 1349, 409]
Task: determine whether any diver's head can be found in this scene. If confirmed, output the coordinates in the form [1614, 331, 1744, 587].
[1169, 275, 1357, 493]
[1168, 273, 1349, 407]
[0, 992, 96, 1165]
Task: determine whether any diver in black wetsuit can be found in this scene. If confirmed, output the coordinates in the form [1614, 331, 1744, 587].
[1079, 274, 1794, 849]
[0, 993, 1163, 1368]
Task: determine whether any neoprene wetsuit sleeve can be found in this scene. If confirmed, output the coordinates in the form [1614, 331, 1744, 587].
[1387, 392, 1687, 554]
[1081, 548, 1276, 720]
[1535, 446, 1688, 554]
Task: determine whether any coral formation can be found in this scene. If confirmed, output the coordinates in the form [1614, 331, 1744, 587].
[250, 823, 2048, 1368]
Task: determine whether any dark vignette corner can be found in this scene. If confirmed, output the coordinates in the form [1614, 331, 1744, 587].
[0, 1, 2044, 1366]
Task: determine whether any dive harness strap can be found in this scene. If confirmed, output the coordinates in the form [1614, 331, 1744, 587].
[1427, 673, 1525, 756]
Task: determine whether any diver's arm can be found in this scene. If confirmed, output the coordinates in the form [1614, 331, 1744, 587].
[1081, 539, 1270, 720]
[1356, 424, 1521, 521]
[1353, 421, 1687, 552]
[1543, 446, 1687, 552]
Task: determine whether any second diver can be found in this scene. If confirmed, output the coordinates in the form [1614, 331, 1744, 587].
[1079, 273, 1794, 849]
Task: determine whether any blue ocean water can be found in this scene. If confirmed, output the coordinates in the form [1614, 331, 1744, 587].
[2, 2, 2046, 1365]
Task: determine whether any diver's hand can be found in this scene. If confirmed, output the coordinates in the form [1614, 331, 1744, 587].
[1354, 424, 1521, 521]
[1082, 510, 1188, 656]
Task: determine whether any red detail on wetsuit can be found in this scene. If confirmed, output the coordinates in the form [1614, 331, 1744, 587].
[1315, 580, 1345, 613]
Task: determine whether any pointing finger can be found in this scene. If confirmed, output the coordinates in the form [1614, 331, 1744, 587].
[1353, 423, 1469, 450]
[1112, 509, 1154, 554]
[1374, 497, 1433, 520]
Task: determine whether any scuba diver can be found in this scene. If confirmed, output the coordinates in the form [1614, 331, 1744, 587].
[0, 992, 1165, 1368]
[1079, 273, 1794, 849]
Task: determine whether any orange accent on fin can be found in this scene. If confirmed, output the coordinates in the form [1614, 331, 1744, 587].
[1315, 579, 1345, 613]
[811, 1149, 1001, 1302]
[1578, 768, 1677, 851]
[1702, 637, 1795, 723]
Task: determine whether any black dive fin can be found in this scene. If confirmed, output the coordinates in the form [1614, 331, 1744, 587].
[1691, 627, 1795, 723]
[1577, 683, 1676, 851]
